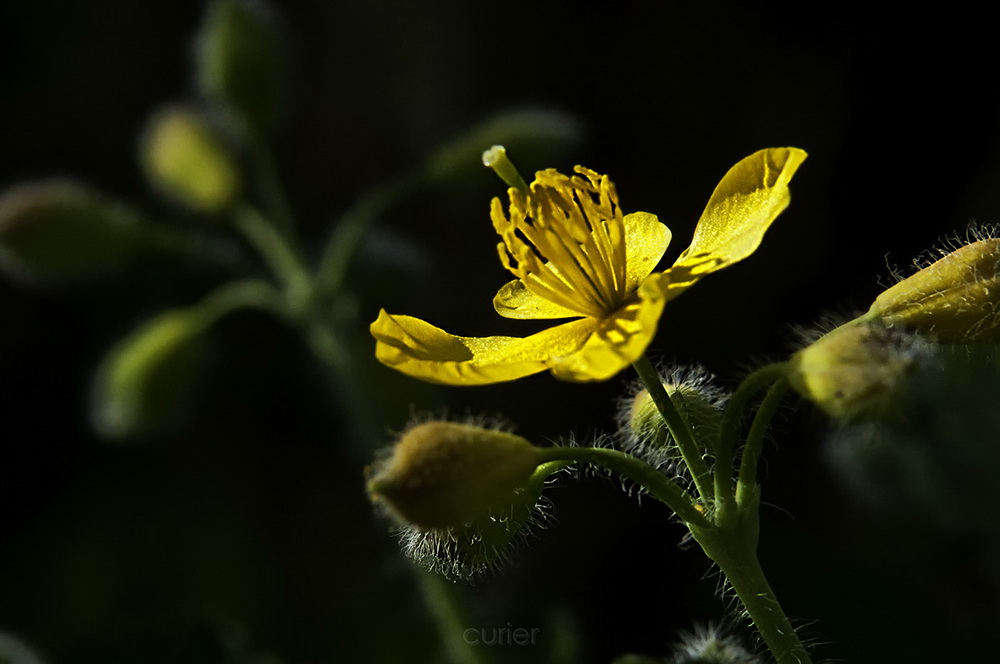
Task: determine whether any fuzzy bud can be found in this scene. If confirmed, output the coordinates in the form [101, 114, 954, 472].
[622, 366, 726, 460]
[367, 421, 539, 530]
[867, 237, 1000, 343]
[790, 323, 927, 419]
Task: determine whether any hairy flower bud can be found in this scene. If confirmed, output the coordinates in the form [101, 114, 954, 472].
[368, 420, 560, 579]
[367, 421, 539, 530]
[620, 365, 726, 462]
[790, 323, 928, 419]
[867, 237, 1000, 343]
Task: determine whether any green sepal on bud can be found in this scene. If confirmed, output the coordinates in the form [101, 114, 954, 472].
[141, 107, 241, 214]
[91, 309, 208, 439]
[790, 323, 928, 420]
[196, 0, 286, 136]
[867, 237, 1000, 344]
[0, 181, 140, 282]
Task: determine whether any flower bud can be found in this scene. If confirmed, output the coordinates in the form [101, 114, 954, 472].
[867, 237, 1000, 343]
[0, 181, 140, 282]
[400, 462, 559, 580]
[91, 309, 207, 439]
[196, 0, 285, 136]
[367, 421, 539, 530]
[668, 623, 761, 664]
[790, 323, 928, 419]
[621, 366, 726, 460]
[368, 420, 559, 579]
[141, 107, 240, 214]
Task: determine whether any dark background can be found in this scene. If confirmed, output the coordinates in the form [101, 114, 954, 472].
[2, 1, 1000, 662]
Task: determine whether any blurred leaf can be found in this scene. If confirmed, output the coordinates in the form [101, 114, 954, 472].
[91, 309, 208, 440]
[141, 106, 241, 214]
[196, 0, 286, 136]
[0, 181, 141, 282]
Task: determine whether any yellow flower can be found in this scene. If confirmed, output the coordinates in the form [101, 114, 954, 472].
[371, 147, 807, 385]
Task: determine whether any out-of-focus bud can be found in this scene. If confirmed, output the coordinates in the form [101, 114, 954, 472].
[829, 345, 1000, 537]
[790, 323, 929, 420]
[141, 107, 240, 214]
[91, 309, 207, 439]
[866, 237, 1000, 343]
[196, 0, 285, 136]
[621, 365, 726, 460]
[367, 421, 539, 529]
[0, 181, 140, 282]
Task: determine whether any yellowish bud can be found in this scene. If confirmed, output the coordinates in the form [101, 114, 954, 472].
[867, 238, 1000, 343]
[790, 324, 926, 419]
[141, 107, 240, 214]
[367, 421, 539, 530]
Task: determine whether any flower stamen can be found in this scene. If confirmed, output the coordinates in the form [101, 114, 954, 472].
[492, 167, 628, 317]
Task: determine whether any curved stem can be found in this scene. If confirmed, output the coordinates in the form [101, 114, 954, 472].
[416, 567, 493, 664]
[246, 134, 297, 235]
[534, 445, 709, 528]
[632, 355, 714, 505]
[315, 174, 425, 297]
[231, 203, 313, 309]
[715, 362, 789, 525]
[692, 511, 813, 664]
[736, 377, 790, 508]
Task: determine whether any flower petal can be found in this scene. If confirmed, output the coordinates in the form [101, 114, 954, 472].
[549, 275, 667, 381]
[623, 211, 671, 292]
[669, 147, 807, 291]
[493, 278, 584, 320]
[371, 309, 602, 385]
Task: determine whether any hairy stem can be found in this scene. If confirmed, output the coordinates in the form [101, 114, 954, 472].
[632, 354, 715, 505]
[534, 445, 709, 528]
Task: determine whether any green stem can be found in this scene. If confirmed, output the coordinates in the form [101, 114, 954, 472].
[315, 175, 425, 297]
[690, 500, 812, 664]
[416, 567, 492, 664]
[245, 130, 297, 235]
[715, 362, 789, 525]
[534, 445, 709, 528]
[736, 377, 790, 509]
[189, 278, 287, 332]
[632, 354, 714, 505]
[231, 203, 312, 309]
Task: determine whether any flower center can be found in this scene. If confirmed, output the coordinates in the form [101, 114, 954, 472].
[491, 167, 628, 318]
